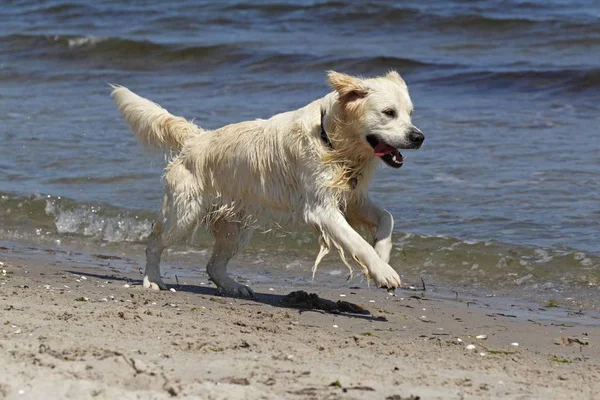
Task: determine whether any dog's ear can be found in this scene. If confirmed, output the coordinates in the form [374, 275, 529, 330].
[327, 71, 368, 104]
[385, 70, 407, 87]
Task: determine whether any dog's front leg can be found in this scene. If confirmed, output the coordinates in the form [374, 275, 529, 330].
[350, 199, 394, 263]
[313, 208, 400, 289]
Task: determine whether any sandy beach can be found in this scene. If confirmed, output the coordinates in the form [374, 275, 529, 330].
[1, 247, 598, 400]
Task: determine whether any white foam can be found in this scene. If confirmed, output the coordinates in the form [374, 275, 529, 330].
[45, 199, 152, 243]
[67, 36, 106, 49]
[433, 174, 466, 184]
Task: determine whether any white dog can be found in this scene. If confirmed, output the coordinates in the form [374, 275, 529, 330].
[111, 71, 424, 297]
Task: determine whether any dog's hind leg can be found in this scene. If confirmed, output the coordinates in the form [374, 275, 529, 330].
[143, 192, 199, 290]
[207, 219, 254, 298]
[143, 221, 168, 290]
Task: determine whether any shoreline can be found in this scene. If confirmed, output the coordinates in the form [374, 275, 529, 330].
[1, 245, 599, 399]
[2, 237, 599, 311]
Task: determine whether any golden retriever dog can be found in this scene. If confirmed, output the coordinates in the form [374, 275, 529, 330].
[111, 71, 424, 297]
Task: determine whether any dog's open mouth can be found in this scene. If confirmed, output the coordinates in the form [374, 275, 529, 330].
[366, 135, 404, 168]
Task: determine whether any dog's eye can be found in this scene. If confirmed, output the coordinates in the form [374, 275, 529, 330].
[410, 109, 414, 117]
[382, 109, 396, 118]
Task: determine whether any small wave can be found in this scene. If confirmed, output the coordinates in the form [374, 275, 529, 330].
[246, 53, 445, 75]
[45, 201, 153, 243]
[29, 3, 92, 14]
[2, 33, 442, 74]
[223, 1, 348, 14]
[17, 2, 94, 19]
[221, 2, 422, 26]
[322, 55, 441, 73]
[0, 34, 250, 67]
[66, 36, 107, 49]
[0, 191, 155, 243]
[433, 174, 467, 185]
[430, 67, 600, 93]
[431, 14, 550, 30]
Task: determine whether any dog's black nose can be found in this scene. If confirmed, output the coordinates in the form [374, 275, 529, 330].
[408, 127, 424, 147]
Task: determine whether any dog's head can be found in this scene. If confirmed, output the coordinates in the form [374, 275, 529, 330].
[328, 70, 424, 168]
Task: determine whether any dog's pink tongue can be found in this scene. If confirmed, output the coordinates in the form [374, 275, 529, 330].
[373, 143, 396, 157]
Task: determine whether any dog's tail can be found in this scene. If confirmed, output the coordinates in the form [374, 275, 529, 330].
[110, 85, 201, 152]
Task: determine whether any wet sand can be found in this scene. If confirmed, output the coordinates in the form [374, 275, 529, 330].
[1, 249, 599, 400]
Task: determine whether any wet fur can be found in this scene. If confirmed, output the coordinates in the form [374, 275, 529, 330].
[111, 71, 418, 295]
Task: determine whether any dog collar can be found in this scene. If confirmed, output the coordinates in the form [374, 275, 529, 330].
[320, 109, 359, 190]
[320, 109, 334, 150]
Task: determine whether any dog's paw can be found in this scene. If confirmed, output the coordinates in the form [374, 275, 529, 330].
[370, 266, 401, 290]
[143, 275, 168, 291]
[218, 283, 255, 298]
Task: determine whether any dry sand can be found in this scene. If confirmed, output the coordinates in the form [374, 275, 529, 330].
[1, 249, 599, 400]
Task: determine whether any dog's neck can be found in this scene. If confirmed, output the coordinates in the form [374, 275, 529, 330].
[319, 96, 377, 192]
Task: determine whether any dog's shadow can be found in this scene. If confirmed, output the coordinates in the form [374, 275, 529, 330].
[67, 270, 387, 322]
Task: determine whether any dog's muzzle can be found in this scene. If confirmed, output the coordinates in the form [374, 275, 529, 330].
[366, 127, 425, 169]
